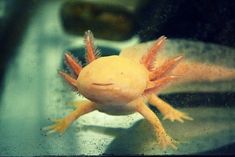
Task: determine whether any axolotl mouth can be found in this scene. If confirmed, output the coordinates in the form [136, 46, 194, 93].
[91, 82, 120, 91]
[92, 83, 114, 86]
[85, 82, 136, 104]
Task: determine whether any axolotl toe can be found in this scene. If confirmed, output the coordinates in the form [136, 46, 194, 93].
[44, 30, 194, 150]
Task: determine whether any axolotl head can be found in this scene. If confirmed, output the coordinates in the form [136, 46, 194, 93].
[60, 31, 181, 107]
[77, 56, 149, 104]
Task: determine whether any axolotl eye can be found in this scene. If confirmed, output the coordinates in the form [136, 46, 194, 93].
[77, 55, 149, 104]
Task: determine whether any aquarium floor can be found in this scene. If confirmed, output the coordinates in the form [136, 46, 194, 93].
[0, 106, 234, 155]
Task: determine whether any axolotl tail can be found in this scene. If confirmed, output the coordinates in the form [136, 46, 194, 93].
[171, 61, 235, 83]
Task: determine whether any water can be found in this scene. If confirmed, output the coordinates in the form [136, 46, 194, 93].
[0, 0, 234, 155]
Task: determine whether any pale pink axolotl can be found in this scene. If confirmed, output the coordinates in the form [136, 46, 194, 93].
[44, 30, 195, 150]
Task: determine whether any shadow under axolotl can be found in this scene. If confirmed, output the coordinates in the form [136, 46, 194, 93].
[78, 107, 235, 155]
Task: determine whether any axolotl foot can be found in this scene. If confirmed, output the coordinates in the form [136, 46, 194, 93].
[157, 131, 179, 150]
[163, 108, 193, 123]
[43, 118, 70, 134]
[44, 100, 97, 135]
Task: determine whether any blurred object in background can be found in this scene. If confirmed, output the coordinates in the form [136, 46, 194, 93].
[60, 0, 235, 47]
[60, 0, 145, 41]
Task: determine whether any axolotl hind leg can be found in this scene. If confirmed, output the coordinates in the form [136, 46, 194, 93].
[149, 94, 193, 123]
[44, 100, 96, 134]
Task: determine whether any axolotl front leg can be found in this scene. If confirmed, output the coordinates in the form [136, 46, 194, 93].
[44, 100, 97, 134]
[132, 97, 178, 150]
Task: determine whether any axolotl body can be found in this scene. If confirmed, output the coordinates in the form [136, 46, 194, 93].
[45, 30, 235, 150]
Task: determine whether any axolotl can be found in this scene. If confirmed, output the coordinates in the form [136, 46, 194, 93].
[45, 30, 235, 150]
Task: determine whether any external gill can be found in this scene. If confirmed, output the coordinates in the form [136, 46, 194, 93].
[60, 30, 100, 89]
[141, 36, 183, 95]
[144, 76, 179, 95]
[65, 53, 82, 76]
[150, 55, 183, 81]
[141, 36, 166, 71]
[84, 30, 100, 64]
[59, 53, 81, 89]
